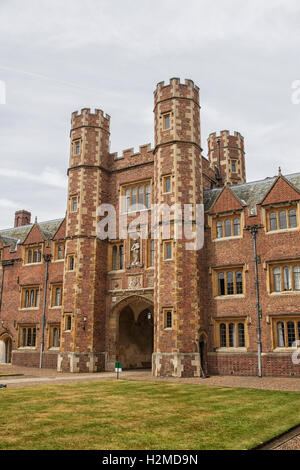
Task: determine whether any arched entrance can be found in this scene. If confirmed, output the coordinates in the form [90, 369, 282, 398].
[0, 334, 12, 364]
[108, 295, 154, 370]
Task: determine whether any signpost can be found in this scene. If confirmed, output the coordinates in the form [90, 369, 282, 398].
[115, 362, 122, 379]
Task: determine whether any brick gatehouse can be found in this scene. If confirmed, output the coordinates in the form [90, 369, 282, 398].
[1, 78, 300, 377]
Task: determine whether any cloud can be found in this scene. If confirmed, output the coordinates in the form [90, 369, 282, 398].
[0, 167, 67, 188]
[0, 0, 300, 227]
[0, 198, 21, 209]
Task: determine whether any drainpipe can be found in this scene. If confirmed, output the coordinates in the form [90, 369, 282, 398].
[247, 225, 262, 378]
[39, 254, 52, 368]
[0, 263, 5, 312]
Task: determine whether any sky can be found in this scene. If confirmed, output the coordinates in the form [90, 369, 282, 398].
[0, 0, 300, 229]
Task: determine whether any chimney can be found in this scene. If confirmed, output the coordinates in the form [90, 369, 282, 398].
[14, 210, 31, 228]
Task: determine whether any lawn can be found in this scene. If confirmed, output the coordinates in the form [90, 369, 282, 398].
[0, 380, 300, 450]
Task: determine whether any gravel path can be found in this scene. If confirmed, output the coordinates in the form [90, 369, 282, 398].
[2, 364, 300, 392]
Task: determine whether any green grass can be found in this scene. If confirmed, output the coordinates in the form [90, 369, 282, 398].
[0, 380, 300, 450]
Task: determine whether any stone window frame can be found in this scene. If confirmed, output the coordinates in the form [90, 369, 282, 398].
[20, 285, 40, 310]
[162, 174, 172, 194]
[210, 212, 243, 241]
[270, 315, 300, 350]
[231, 159, 237, 173]
[108, 242, 125, 272]
[73, 139, 81, 156]
[163, 240, 173, 261]
[66, 254, 75, 272]
[70, 195, 78, 213]
[147, 239, 155, 268]
[50, 283, 63, 308]
[163, 307, 174, 330]
[267, 260, 300, 295]
[64, 314, 72, 332]
[18, 324, 37, 349]
[212, 265, 245, 298]
[162, 112, 171, 131]
[24, 245, 43, 265]
[120, 179, 151, 214]
[53, 241, 65, 262]
[213, 317, 248, 350]
[263, 203, 299, 234]
[48, 323, 61, 349]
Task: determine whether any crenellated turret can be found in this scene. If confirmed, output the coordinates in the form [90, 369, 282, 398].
[153, 78, 203, 378]
[208, 130, 246, 186]
[58, 107, 110, 373]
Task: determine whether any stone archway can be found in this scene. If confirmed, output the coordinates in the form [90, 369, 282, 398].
[107, 294, 154, 370]
[0, 334, 12, 364]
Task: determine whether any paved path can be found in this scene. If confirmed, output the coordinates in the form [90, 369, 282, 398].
[2, 364, 300, 392]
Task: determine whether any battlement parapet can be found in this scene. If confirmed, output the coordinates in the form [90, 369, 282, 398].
[154, 77, 199, 104]
[208, 130, 244, 141]
[71, 108, 110, 131]
[111, 143, 152, 161]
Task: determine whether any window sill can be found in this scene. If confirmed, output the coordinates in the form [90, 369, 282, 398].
[214, 294, 245, 300]
[17, 347, 36, 350]
[108, 269, 125, 274]
[48, 347, 60, 351]
[266, 227, 299, 235]
[50, 306, 62, 309]
[215, 347, 247, 353]
[53, 259, 64, 263]
[23, 262, 43, 266]
[19, 307, 39, 311]
[273, 347, 298, 353]
[270, 291, 300, 296]
[213, 236, 242, 242]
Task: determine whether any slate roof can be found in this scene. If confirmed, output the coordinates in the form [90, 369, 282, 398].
[203, 172, 300, 212]
[0, 218, 64, 249]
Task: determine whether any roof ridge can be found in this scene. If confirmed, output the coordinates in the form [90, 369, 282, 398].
[0, 217, 64, 233]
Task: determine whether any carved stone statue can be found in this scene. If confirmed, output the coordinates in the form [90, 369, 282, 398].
[130, 238, 140, 266]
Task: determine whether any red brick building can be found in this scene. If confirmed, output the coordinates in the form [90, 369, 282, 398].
[1, 77, 300, 377]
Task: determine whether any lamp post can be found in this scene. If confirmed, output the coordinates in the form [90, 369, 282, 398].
[246, 225, 263, 378]
[39, 254, 52, 368]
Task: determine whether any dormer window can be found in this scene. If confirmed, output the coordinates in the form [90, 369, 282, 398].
[25, 246, 42, 265]
[266, 206, 298, 232]
[213, 214, 241, 240]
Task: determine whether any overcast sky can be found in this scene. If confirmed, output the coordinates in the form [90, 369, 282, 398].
[0, 0, 300, 229]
